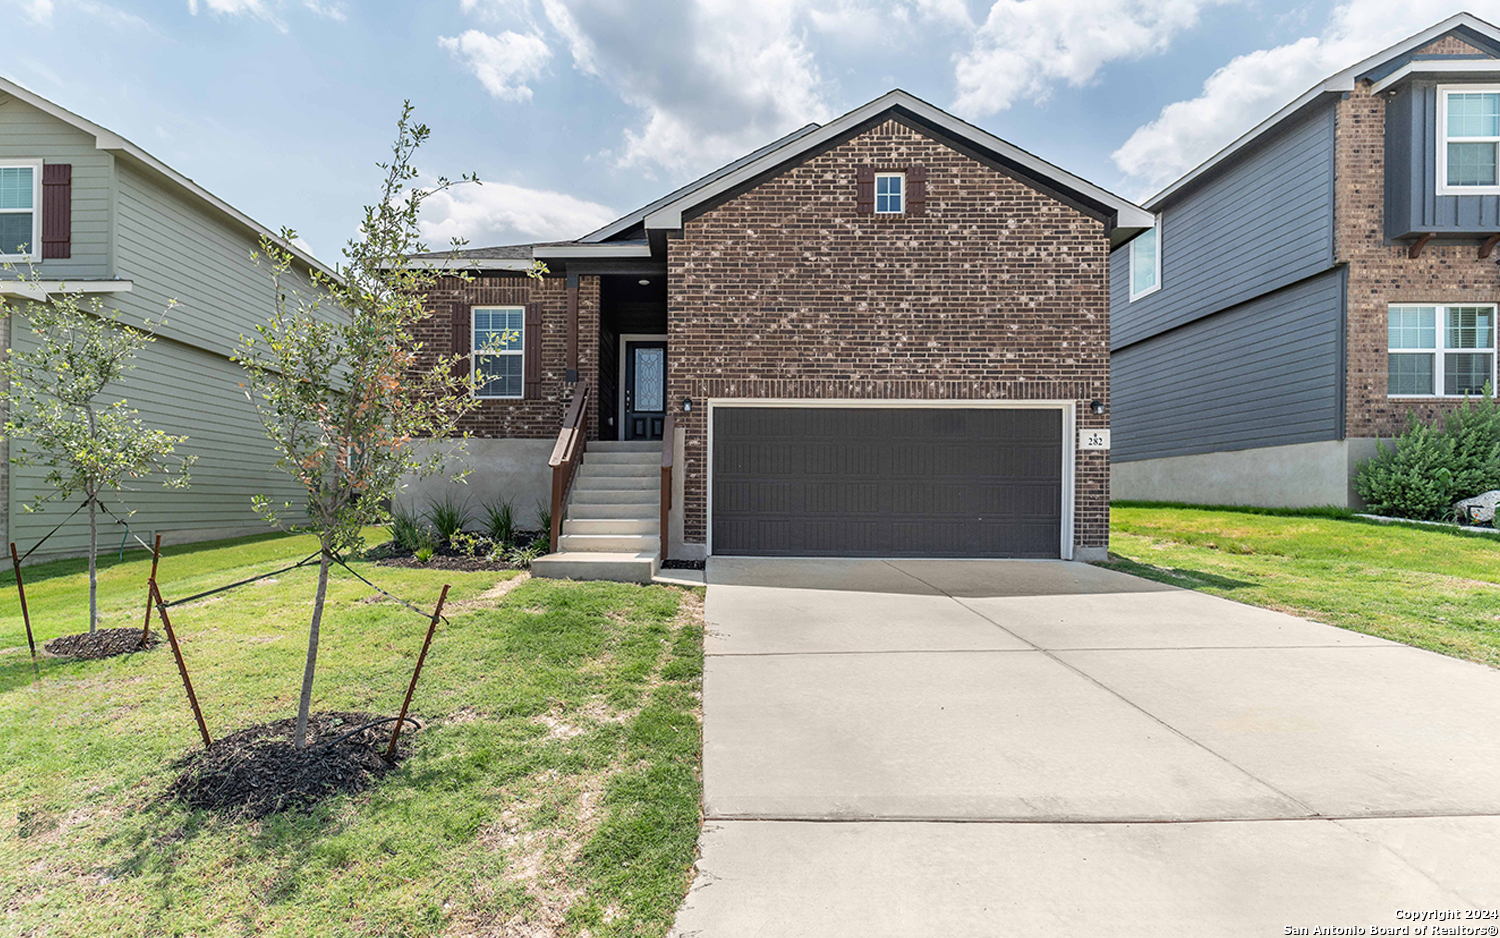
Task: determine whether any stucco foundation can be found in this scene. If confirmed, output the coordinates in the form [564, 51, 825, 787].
[394, 439, 557, 531]
[1112, 439, 1382, 509]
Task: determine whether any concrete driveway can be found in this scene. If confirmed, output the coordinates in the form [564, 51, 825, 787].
[671, 558, 1500, 937]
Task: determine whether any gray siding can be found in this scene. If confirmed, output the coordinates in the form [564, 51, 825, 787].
[1112, 269, 1345, 462]
[0, 97, 112, 280]
[1386, 81, 1500, 238]
[1111, 104, 1337, 351]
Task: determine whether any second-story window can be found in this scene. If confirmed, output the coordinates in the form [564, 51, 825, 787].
[875, 172, 904, 214]
[0, 161, 40, 260]
[1129, 220, 1160, 300]
[1440, 87, 1500, 193]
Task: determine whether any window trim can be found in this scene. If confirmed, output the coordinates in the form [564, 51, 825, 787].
[1437, 85, 1500, 196]
[0, 159, 42, 263]
[1387, 302, 1499, 399]
[874, 171, 905, 214]
[471, 305, 526, 400]
[1128, 217, 1161, 301]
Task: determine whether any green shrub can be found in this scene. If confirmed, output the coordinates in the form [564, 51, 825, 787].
[1356, 416, 1458, 520]
[535, 500, 552, 540]
[504, 542, 544, 568]
[1444, 390, 1500, 498]
[483, 497, 516, 547]
[390, 506, 436, 552]
[425, 494, 473, 544]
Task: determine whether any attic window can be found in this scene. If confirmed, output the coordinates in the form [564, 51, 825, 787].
[875, 173, 904, 214]
[1439, 86, 1500, 194]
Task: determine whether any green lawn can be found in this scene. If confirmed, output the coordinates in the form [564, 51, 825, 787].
[1106, 503, 1500, 668]
[0, 531, 703, 937]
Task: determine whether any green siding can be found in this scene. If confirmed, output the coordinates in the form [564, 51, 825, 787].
[3, 101, 324, 562]
[0, 96, 111, 280]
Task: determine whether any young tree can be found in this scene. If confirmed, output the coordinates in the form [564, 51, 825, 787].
[0, 285, 193, 632]
[236, 104, 542, 747]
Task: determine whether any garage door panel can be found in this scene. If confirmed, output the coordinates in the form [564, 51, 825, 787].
[712, 407, 1064, 558]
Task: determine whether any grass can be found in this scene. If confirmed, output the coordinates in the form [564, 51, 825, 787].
[0, 530, 704, 937]
[1105, 503, 1500, 668]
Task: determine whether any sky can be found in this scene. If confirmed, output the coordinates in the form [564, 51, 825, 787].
[7, 0, 1500, 264]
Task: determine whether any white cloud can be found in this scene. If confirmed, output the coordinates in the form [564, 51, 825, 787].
[438, 29, 552, 102]
[22, 0, 54, 23]
[536, 0, 835, 177]
[1113, 0, 1500, 198]
[187, 0, 285, 29]
[418, 180, 617, 246]
[952, 0, 1231, 117]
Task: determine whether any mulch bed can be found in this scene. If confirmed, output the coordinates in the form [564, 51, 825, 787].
[43, 628, 162, 661]
[376, 554, 522, 572]
[166, 711, 413, 818]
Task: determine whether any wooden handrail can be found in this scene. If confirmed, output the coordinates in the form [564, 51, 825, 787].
[660, 413, 674, 562]
[548, 381, 591, 553]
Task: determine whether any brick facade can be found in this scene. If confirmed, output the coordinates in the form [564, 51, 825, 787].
[1336, 81, 1500, 439]
[667, 117, 1112, 551]
[415, 273, 600, 439]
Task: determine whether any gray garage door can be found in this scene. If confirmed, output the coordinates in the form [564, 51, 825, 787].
[712, 407, 1063, 558]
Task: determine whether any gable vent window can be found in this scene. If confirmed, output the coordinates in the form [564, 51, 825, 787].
[1439, 86, 1500, 193]
[0, 161, 41, 260]
[874, 172, 905, 214]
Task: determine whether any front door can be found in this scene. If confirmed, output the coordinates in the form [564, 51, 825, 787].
[624, 341, 667, 441]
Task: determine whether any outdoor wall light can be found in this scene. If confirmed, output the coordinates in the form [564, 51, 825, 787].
[1089, 399, 1106, 415]
[682, 398, 693, 413]
[638, 279, 652, 286]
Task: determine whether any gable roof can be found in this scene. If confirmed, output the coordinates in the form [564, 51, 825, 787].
[0, 75, 337, 281]
[1146, 12, 1500, 210]
[431, 89, 1152, 268]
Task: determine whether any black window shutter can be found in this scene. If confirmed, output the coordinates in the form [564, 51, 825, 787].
[856, 165, 874, 214]
[524, 302, 542, 398]
[41, 163, 71, 259]
[451, 304, 470, 383]
[907, 164, 927, 215]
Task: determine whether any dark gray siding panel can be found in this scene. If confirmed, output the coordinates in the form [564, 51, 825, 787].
[1111, 103, 1336, 350]
[1388, 82, 1500, 238]
[1112, 269, 1344, 462]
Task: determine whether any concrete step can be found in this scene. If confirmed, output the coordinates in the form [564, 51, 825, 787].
[573, 475, 656, 492]
[558, 533, 661, 553]
[564, 518, 658, 536]
[582, 463, 657, 478]
[571, 488, 657, 505]
[588, 441, 660, 453]
[532, 550, 658, 584]
[585, 451, 661, 465]
[566, 502, 657, 519]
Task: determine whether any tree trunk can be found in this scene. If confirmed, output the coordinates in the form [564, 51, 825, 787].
[294, 547, 332, 750]
[87, 494, 98, 634]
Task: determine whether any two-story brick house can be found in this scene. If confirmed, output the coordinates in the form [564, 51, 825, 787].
[1111, 13, 1500, 508]
[405, 90, 1151, 580]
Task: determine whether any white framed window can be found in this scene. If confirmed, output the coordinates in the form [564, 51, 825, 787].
[874, 172, 904, 214]
[1128, 218, 1160, 300]
[472, 306, 525, 399]
[1438, 86, 1500, 194]
[0, 159, 42, 261]
[1388, 303, 1497, 397]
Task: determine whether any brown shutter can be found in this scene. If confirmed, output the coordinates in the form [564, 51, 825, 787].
[856, 165, 874, 214]
[41, 163, 71, 259]
[451, 304, 470, 383]
[523, 302, 542, 398]
[907, 163, 927, 216]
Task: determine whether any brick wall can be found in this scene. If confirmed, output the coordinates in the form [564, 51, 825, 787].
[668, 117, 1112, 551]
[1336, 82, 1500, 439]
[415, 273, 600, 439]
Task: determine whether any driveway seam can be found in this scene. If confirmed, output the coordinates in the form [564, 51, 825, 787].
[701, 811, 1500, 824]
[882, 559, 1327, 822]
[705, 644, 1400, 658]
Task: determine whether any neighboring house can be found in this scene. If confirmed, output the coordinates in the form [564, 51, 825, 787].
[1111, 12, 1500, 509]
[0, 77, 327, 562]
[404, 90, 1150, 580]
